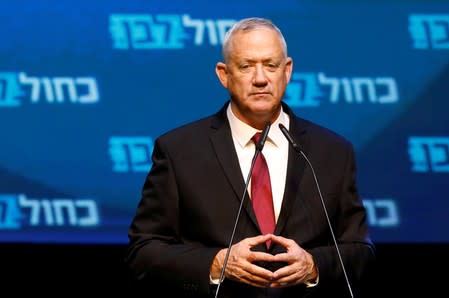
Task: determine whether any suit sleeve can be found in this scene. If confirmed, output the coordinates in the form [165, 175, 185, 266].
[125, 137, 221, 296]
[307, 142, 376, 296]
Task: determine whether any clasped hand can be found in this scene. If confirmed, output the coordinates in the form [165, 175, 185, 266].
[211, 234, 317, 288]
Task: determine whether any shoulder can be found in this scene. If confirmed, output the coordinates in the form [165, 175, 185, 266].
[288, 112, 355, 157]
[154, 104, 229, 150]
[157, 115, 215, 145]
[282, 102, 352, 149]
[158, 102, 229, 141]
[303, 118, 352, 148]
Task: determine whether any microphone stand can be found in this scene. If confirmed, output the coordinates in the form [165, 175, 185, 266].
[214, 122, 271, 298]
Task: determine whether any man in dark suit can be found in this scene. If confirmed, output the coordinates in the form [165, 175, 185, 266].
[125, 17, 375, 298]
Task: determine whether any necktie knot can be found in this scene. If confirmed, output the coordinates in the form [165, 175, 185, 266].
[252, 132, 261, 145]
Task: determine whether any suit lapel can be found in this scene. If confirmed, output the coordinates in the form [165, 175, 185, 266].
[274, 109, 309, 235]
[209, 104, 260, 230]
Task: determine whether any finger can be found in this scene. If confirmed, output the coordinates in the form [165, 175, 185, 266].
[271, 251, 290, 262]
[239, 272, 274, 288]
[270, 234, 286, 241]
[270, 234, 296, 247]
[271, 267, 305, 287]
[229, 265, 274, 287]
[269, 281, 293, 288]
[269, 279, 289, 288]
[247, 234, 272, 246]
[272, 263, 294, 276]
[272, 261, 310, 284]
[249, 250, 277, 262]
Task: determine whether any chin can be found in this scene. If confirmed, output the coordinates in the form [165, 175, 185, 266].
[251, 100, 279, 112]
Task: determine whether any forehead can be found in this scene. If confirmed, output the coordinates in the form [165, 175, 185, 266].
[229, 28, 284, 59]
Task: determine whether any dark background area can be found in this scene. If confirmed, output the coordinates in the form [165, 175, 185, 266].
[2, 0, 448, 246]
[1, 243, 446, 296]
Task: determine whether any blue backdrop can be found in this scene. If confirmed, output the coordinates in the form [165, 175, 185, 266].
[0, 0, 448, 244]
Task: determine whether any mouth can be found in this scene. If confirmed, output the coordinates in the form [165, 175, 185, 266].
[251, 92, 271, 96]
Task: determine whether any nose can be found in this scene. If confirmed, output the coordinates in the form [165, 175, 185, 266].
[253, 64, 268, 86]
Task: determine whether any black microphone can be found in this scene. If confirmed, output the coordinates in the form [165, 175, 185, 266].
[214, 121, 271, 298]
[278, 123, 354, 298]
[255, 122, 271, 151]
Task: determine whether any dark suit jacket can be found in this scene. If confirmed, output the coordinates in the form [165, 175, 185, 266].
[125, 101, 376, 298]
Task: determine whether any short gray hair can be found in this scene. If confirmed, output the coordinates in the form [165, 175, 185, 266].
[221, 17, 288, 62]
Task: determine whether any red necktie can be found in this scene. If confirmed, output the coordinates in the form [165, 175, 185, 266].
[251, 133, 276, 247]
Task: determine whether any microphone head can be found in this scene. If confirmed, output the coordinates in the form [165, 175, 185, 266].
[278, 123, 301, 152]
[256, 122, 271, 151]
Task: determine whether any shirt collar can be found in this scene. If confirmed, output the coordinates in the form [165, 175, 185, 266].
[226, 102, 290, 149]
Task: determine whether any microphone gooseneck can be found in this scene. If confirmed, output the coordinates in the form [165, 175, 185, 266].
[214, 121, 271, 298]
[278, 123, 354, 298]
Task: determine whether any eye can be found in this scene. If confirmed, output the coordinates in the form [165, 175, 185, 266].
[238, 64, 251, 72]
[266, 63, 279, 71]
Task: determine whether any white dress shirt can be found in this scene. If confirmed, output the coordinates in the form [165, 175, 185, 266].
[226, 104, 290, 223]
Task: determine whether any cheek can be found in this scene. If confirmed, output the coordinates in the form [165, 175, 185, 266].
[274, 77, 288, 90]
[229, 78, 249, 92]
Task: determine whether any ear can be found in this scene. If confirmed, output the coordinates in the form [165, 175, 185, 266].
[284, 57, 293, 83]
[215, 62, 228, 88]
